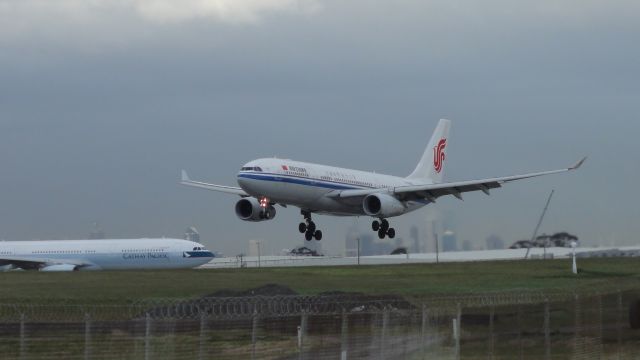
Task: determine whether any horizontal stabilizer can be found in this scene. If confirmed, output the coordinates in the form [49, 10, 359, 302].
[180, 170, 249, 196]
[181, 170, 190, 182]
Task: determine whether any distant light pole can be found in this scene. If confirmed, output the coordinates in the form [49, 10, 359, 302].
[571, 241, 578, 274]
[258, 241, 261, 268]
[435, 233, 439, 264]
[357, 237, 360, 265]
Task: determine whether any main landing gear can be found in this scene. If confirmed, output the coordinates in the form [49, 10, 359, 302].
[372, 219, 395, 239]
[299, 211, 322, 241]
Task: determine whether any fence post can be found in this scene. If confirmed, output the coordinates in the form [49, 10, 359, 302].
[252, 308, 259, 360]
[199, 312, 207, 360]
[298, 311, 307, 358]
[380, 307, 389, 360]
[370, 312, 379, 355]
[455, 303, 461, 360]
[84, 312, 91, 360]
[340, 309, 348, 360]
[617, 291, 623, 359]
[597, 295, 604, 357]
[544, 300, 550, 360]
[489, 305, 495, 360]
[573, 294, 581, 358]
[19, 313, 26, 360]
[517, 305, 523, 360]
[145, 312, 152, 360]
[420, 304, 428, 358]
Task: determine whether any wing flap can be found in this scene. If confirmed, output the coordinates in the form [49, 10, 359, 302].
[333, 157, 586, 201]
[0, 256, 89, 270]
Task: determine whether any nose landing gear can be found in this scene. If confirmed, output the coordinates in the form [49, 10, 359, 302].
[372, 219, 395, 239]
[299, 211, 322, 241]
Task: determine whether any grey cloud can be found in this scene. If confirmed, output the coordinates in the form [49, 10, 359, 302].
[0, 0, 638, 255]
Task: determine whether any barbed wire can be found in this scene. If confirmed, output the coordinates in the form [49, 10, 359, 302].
[0, 289, 636, 321]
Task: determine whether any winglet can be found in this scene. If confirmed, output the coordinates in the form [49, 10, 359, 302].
[569, 157, 587, 170]
[181, 170, 190, 182]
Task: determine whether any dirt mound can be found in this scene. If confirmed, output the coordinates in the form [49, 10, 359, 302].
[205, 283, 298, 298]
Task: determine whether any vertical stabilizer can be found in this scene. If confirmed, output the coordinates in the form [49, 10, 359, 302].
[407, 119, 451, 183]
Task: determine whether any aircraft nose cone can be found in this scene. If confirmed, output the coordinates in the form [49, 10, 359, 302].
[237, 175, 249, 188]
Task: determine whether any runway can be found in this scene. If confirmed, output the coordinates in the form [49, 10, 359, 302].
[200, 245, 640, 269]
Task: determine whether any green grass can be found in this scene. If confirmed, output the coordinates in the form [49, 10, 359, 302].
[1, 258, 639, 304]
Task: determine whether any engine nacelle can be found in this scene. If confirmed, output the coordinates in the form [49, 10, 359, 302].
[235, 198, 277, 222]
[40, 264, 78, 272]
[363, 193, 406, 218]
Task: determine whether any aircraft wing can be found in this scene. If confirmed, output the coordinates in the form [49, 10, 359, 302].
[0, 256, 90, 271]
[180, 170, 248, 196]
[333, 157, 586, 202]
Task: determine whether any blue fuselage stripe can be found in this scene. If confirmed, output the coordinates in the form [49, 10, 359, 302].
[185, 251, 215, 258]
[237, 173, 373, 191]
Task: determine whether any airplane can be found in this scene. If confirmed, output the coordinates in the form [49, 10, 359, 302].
[181, 119, 585, 241]
[0, 238, 214, 271]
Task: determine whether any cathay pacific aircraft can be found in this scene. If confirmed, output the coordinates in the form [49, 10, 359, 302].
[182, 119, 585, 241]
[0, 238, 214, 271]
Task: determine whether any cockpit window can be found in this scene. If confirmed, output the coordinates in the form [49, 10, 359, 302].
[241, 167, 263, 172]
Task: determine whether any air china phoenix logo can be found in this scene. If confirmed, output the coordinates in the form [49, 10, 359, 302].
[433, 138, 447, 173]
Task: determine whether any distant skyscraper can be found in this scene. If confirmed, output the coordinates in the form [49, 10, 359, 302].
[248, 239, 262, 257]
[485, 235, 505, 250]
[442, 230, 457, 252]
[461, 240, 472, 251]
[345, 225, 359, 257]
[307, 238, 323, 255]
[89, 222, 105, 240]
[184, 227, 200, 243]
[410, 226, 420, 253]
[425, 208, 440, 253]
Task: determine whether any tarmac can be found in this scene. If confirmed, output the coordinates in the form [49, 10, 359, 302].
[199, 245, 640, 269]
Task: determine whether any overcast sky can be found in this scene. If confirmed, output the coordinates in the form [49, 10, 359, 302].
[0, 0, 638, 255]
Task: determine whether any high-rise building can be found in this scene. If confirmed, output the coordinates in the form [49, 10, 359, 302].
[88, 222, 105, 240]
[485, 235, 505, 250]
[461, 239, 473, 251]
[442, 230, 457, 252]
[345, 225, 359, 257]
[410, 226, 420, 253]
[307, 238, 323, 255]
[248, 239, 263, 257]
[184, 227, 200, 243]
[425, 208, 440, 253]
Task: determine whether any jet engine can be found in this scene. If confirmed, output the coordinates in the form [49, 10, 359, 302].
[363, 193, 406, 218]
[40, 264, 78, 272]
[235, 198, 277, 222]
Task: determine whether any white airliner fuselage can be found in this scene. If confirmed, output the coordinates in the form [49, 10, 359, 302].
[0, 238, 214, 271]
[236, 159, 426, 216]
[182, 119, 584, 241]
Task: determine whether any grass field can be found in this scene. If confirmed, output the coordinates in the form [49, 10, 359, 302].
[1, 257, 639, 303]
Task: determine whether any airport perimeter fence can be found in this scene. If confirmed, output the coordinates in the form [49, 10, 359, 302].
[0, 290, 639, 359]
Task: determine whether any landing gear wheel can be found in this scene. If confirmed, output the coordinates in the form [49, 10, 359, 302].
[307, 221, 316, 234]
[299, 223, 307, 233]
[387, 228, 396, 239]
[305, 231, 313, 241]
[314, 230, 323, 241]
[378, 229, 386, 239]
[372, 220, 380, 232]
[381, 219, 389, 231]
